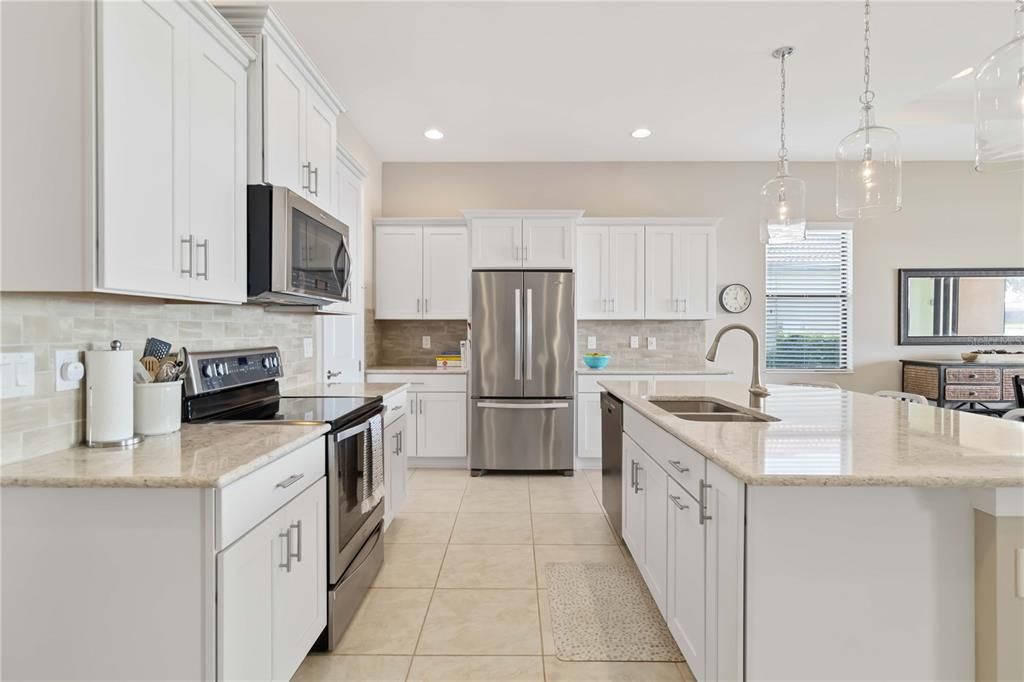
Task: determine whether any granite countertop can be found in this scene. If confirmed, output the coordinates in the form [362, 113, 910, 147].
[367, 365, 468, 375]
[577, 365, 732, 375]
[0, 423, 330, 489]
[286, 382, 410, 399]
[600, 379, 1024, 488]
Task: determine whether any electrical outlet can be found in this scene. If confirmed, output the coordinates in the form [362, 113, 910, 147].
[629, 336, 639, 349]
[303, 337, 313, 358]
[422, 335, 431, 349]
[54, 349, 84, 391]
[587, 336, 597, 350]
[647, 336, 657, 350]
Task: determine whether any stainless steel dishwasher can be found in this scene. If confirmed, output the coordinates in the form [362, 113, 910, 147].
[600, 391, 623, 538]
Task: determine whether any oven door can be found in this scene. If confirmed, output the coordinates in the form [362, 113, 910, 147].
[327, 411, 383, 586]
[272, 187, 352, 304]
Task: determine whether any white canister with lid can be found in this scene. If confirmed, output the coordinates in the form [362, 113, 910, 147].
[134, 380, 183, 436]
[84, 340, 143, 447]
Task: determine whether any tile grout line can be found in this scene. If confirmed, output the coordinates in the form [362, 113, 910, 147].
[527, 476, 548, 682]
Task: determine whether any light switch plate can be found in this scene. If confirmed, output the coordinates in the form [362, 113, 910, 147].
[303, 337, 314, 358]
[647, 337, 657, 350]
[54, 349, 84, 391]
[587, 336, 597, 350]
[0, 352, 35, 398]
[629, 336, 639, 349]
[422, 336, 431, 349]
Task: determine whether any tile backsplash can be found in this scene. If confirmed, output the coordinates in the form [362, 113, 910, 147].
[372, 314, 468, 366]
[0, 293, 317, 464]
[578, 319, 706, 370]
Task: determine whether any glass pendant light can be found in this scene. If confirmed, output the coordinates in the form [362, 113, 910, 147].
[975, 0, 1024, 172]
[760, 46, 806, 244]
[836, 0, 902, 218]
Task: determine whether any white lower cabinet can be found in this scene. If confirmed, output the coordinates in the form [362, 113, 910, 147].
[622, 435, 646, 562]
[416, 392, 467, 458]
[577, 392, 603, 459]
[218, 477, 327, 682]
[383, 409, 410, 525]
[642, 456, 669, 616]
[666, 478, 706, 681]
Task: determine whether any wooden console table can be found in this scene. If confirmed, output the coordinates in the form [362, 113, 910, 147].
[901, 359, 1024, 413]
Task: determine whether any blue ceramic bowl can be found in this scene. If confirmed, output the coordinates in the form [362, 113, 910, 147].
[583, 354, 611, 369]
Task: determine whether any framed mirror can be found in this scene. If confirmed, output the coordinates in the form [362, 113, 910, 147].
[898, 268, 1024, 345]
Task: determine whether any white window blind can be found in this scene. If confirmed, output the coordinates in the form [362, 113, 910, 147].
[766, 228, 853, 371]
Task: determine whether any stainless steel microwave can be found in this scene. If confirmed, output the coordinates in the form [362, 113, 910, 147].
[247, 185, 353, 305]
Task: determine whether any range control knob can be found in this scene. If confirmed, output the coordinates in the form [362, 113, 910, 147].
[272, 356, 279, 368]
[216, 363, 227, 376]
[201, 364, 214, 378]
[262, 357, 272, 369]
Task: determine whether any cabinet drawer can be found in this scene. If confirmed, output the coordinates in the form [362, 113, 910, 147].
[623, 405, 705, 500]
[945, 368, 1000, 384]
[944, 385, 1001, 401]
[366, 373, 467, 393]
[577, 374, 651, 393]
[1002, 369, 1024, 400]
[383, 390, 408, 427]
[218, 436, 326, 549]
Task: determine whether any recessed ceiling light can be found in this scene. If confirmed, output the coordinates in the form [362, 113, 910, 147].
[423, 128, 444, 140]
[952, 67, 974, 79]
[631, 128, 652, 139]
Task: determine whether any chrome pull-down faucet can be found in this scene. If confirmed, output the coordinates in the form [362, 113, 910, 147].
[706, 324, 770, 407]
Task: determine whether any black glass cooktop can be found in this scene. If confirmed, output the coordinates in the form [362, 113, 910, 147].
[273, 396, 380, 429]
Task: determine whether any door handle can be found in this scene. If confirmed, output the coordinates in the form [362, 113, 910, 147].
[302, 162, 312, 192]
[425, 298, 429, 314]
[526, 288, 533, 381]
[195, 238, 210, 280]
[275, 473, 304, 489]
[477, 402, 569, 409]
[699, 479, 712, 524]
[523, 245, 529, 262]
[180, 235, 194, 277]
[668, 460, 689, 475]
[669, 495, 689, 511]
[279, 529, 292, 572]
[514, 288, 522, 380]
[392, 433, 399, 456]
[635, 465, 644, 492]
[630, 460, 638, 491]
[417, 298, 421, 314]
[290, 520, 302, 563]
[310, 166, 319, 196]
[397, 430, 403, 454]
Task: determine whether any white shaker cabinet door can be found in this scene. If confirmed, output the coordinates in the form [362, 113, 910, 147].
[262, 37, 307, 194]
[577, 392, 603, 459]
[416, 392, 467, 458]
[385, 415, 409, 523]
[667, 478, 706, 682]
[304, 88, 336, 212]
[374, 226, 423, 319]
[471, 218, 522, 268]
[97, 0, 191, 298]
[644, 225, 685, 320]
[186, 25, 247, 303]
[523, 217, 573, 268]
[423, 226, 470, 319]
[575, 225, 608, 319]
[607, 225, 645, 319]
[321, 313, 363, 383]
[641, 451, 669, 616]
[621, 435, 646, 563]
[271, 478, 327, 682]
[405, 394, 420, 458]
[679, 226, 716, 320]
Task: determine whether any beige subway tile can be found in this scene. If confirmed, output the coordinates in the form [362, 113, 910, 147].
[1, 400, 49, 433]
[24, 316, 73, 344]
[22, 421, 79, 458]
[1, 431, 24, 465]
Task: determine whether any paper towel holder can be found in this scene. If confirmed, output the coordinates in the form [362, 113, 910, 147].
[83, 340, 145, 449]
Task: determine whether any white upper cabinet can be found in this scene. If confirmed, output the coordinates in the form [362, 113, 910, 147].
[466, 211, 583, 269]
[374, 220, 469, 320]
[216, 4, 344, 214]
[575, 225, 608, 318]
[644, 222, 718, 320]
[576, 223, 645, 319]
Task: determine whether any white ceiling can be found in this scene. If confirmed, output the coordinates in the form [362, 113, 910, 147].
[272, 1, 1009, 162]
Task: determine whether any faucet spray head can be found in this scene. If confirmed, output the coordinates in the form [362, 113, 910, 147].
[705, 339, 720, 363]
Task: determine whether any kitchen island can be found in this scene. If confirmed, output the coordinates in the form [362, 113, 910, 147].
[600, 379, 1024, 682]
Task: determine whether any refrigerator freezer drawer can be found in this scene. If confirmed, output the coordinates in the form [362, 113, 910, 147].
[470, 398, 574, 472]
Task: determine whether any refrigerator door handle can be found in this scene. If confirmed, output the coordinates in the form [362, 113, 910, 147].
[525, 288, 533, 381]
[514, 288, 522, 380]
[477, 402, 570, 409]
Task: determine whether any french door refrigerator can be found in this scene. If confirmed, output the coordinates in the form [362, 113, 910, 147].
[470, 270, 575, 474]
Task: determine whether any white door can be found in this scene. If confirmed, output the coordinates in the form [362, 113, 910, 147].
[577, 393, 603, 459]
[271, 479, 327, 682]
[667, 478, 705, 682]
[523, 217, 573, 268]
[644, 225, 685, 320]
[406, 394, 420, 458]
[262, 37, 306, 194]
[97, 0, 191, 298]
[641, 453, 669, 616]
[621, 436, 646, 562]
[575, 225, 608, 319]
[186, 26, 247, 303]
[423, 226, 469, 320]
[608, 225, 645, 319]
[679, 227, 716, 320]
[217, 511, 273, 681]
[471, 218, 522, 268]
[304, 88, 336, 211]
[320, 314, 363, 383]
[374, 226, 423, 319]
[416, 392, 466, 458]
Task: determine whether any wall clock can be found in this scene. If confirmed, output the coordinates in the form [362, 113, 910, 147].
[719, 283, 751, 313]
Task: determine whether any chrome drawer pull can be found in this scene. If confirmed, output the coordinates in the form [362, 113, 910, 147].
[698, 480, 712, 525]
[291, 521, 302, 563]
[669, 495, 689, 511]
[275, 473, 304, 489]
[279, 530, 292, 572]
[635, 465, 644, 492]
[668, 460, 690, 475]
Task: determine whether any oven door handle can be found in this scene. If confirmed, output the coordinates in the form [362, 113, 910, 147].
[336, 422, 368, 441]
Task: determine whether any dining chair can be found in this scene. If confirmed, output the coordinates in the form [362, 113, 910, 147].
[1001, 408, 1024, 422]
[789, 381, 841, 390]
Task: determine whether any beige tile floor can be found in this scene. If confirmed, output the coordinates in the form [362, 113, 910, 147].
[294, 468, 696, 682]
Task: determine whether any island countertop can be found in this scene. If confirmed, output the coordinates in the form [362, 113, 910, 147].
[0, 422, 330, 489]
[286, 381, 410, 399]
[600, 379, 1024, 487]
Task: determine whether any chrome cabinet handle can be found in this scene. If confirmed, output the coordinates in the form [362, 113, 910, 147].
[392, 433, 399, 456]
[699, 480, 712, 525]
[417, 298, 421, 314]
[310, 166, 319, 196]
[526, 288, 533, 381]
[610, 298, 615, 313]
[523, 245, 529, 262]
[291, 520, 302, 563]
[275, 473, 304, 489]
[397, 430, 403, 455]
[629, 460, 636, 490]
[419, 399, 423, 415]
[425, 298, 429, 314]
[195, 238, 209, 280]
[180, 235, 194, 277]
[302, 162, 312, 191]
[682, 298, 687, 313]
[669, 495, 689, 511]
[635, 465, 644, 492]
[514, 288, 522, 380]
[514, 245, 521, 261]
[668, 460, 689, 475]
[279, 530, 292, 572]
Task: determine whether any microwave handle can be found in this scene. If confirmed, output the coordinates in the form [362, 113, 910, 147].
[333, 233, 352, 297]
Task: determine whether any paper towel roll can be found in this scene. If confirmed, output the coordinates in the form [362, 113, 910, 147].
[85, 342, 136, 445]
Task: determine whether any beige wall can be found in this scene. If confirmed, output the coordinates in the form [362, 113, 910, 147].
[381, 161, 1024, 392]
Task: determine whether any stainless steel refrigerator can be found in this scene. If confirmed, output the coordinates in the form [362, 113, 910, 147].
[470, 270, 575, 474]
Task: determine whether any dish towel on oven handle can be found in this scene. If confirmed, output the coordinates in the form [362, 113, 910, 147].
[361, 412, 385, 514]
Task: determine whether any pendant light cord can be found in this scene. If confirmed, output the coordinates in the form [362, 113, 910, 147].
[778, 50, 788, 165]
[859, 0, 875, 106]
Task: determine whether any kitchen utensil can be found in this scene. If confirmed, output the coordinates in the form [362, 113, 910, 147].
[140, 356, 160, 378]
[84, 340, 143, 447]
[143, 337, 172, 360]
[134, 380, 182, 435]
[133, 360, 153, 384]
[155, 361, 183, 383]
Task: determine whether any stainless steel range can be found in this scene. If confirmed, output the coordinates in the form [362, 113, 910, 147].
[181, 347, 384, 652]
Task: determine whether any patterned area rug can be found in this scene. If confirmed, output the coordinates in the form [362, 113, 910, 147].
[545, 561, 684, 662]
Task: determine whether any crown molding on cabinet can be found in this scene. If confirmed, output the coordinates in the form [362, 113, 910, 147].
[336, 143, 367, 180]
[577, 217, 722, 227]
[181, 0, 256, 66]
[373, 217, 467, 227]
[214, 2, 346, 114]
[460, 209, 585, 220]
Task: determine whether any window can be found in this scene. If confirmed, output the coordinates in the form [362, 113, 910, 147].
[765, 226, 853, 371]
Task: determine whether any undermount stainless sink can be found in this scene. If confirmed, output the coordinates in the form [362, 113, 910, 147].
[649, 399, 738, 414]
[648, 398, 779, 423]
